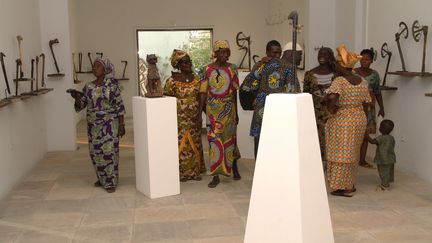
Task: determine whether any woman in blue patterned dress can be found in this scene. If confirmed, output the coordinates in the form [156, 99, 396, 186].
[71, 57, 125, 193]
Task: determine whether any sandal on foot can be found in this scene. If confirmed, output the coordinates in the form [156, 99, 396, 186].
[94, 181, 102, 187]
[331, 190, 353, 197]
[208, 177, 220, 188]
[106, 187, 116, 193]
[359, 162, 374, 168]
[192, 176, 202, 181]
[376, 185, 389, 191]
[232, 160, 241, 180]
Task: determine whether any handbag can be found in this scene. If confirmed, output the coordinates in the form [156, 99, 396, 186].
[239, 81, 255, 111]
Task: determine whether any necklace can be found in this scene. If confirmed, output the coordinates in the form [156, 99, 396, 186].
[183, 73, 193, 82]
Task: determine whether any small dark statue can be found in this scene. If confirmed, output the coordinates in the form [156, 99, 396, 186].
[145, 54, 163, 98]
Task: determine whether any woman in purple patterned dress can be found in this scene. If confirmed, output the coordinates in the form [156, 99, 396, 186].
[71, 57, 125, 193]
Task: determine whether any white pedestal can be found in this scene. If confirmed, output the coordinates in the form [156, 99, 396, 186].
[237, 71, 255, 159]
[244, 93, 334, 243]
[132, 96, 180, 199]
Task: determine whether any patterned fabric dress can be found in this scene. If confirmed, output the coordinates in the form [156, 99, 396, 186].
[354, 69, 381, 133]
[303, 71, 335, 160]
[164, 75, 204, 180]
[75, 78, 125, 189]
[325, 77, 371, 190]
[242, 59, 299, 138]
[200, 64, 240, 177]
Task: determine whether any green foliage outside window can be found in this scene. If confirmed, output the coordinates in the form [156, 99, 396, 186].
[179, 31, 212, 76]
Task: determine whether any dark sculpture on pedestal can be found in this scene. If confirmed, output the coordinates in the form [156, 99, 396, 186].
[145, 54, 163, 98]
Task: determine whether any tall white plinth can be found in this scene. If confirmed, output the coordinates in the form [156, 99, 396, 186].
[244, 93, 334, 243]
[132, 96, 180, 199]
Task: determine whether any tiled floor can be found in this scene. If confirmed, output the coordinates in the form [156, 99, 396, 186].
[1, 119, 432, 242]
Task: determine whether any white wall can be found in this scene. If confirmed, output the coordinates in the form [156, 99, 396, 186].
[68, 0, 86, 125]
[366, 0, 432, 182]
[0, 0, 76, 199]
[267, 0, 306, 48]
[39, 0, 76, 152]
[305, 0, 336, 70]
[334, 0, 367, 52]
[72, 0, 271, 118]
[335, 0, 356, 50]
[0, 0, 46, 199]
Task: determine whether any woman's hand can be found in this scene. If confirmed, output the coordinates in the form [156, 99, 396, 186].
[328, 104, 339, 114]
[67, 89, 82, 100]
[326, 93, 339, 114]
[378, 108, 385, 117]
[367, 122, 376, 134]
[119, 124, 125, 138]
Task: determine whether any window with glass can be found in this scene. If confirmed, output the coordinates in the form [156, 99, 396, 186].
[136, 29, 213, 96]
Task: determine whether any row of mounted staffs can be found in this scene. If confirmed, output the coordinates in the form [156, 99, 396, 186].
[393, 20, 428, 73]
[1, 51, 52, 99]
[72, 52, 129, 81]
[379, 20, 429, 91]
[74, 52, 103, 74]
[1, 35, 57, 101]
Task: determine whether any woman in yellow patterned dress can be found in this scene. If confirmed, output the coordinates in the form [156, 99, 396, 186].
[325, 44, 372, 197]
[165, 50, 204, 181]
[199, 40, 241, 188]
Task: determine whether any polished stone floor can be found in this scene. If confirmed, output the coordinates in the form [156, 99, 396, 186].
[1, 119, 432, 242]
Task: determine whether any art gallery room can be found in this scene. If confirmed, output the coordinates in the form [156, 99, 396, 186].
[1, 0, 432, 242]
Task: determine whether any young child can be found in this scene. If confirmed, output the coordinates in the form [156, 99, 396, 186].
[367, 119, 396, 191]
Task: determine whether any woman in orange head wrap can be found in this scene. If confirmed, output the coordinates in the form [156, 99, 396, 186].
[325, 44, 372, 197]
[164, 49, 204, 181]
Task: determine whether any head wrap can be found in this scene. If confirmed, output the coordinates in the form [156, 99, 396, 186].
[336, 44, 362, 68]
[94, 57, 115, 79]
[213, 40, 230, 52]
[170, 49, 188, 69]
[283, 42, 303, 52]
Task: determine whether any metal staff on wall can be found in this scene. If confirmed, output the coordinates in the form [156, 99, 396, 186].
[395, 22, 408, 72]
[0, 52, 11, 95]
[380, 43, 397, 90]
[412, 20, 428, 73]
[288, 10, 299, 93]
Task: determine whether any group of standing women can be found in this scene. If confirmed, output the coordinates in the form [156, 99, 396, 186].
[305, 44, 385, 197]
[165, 40, 241, 188]
[71, 40, 241, 192]
[71, 39, 384, 195]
